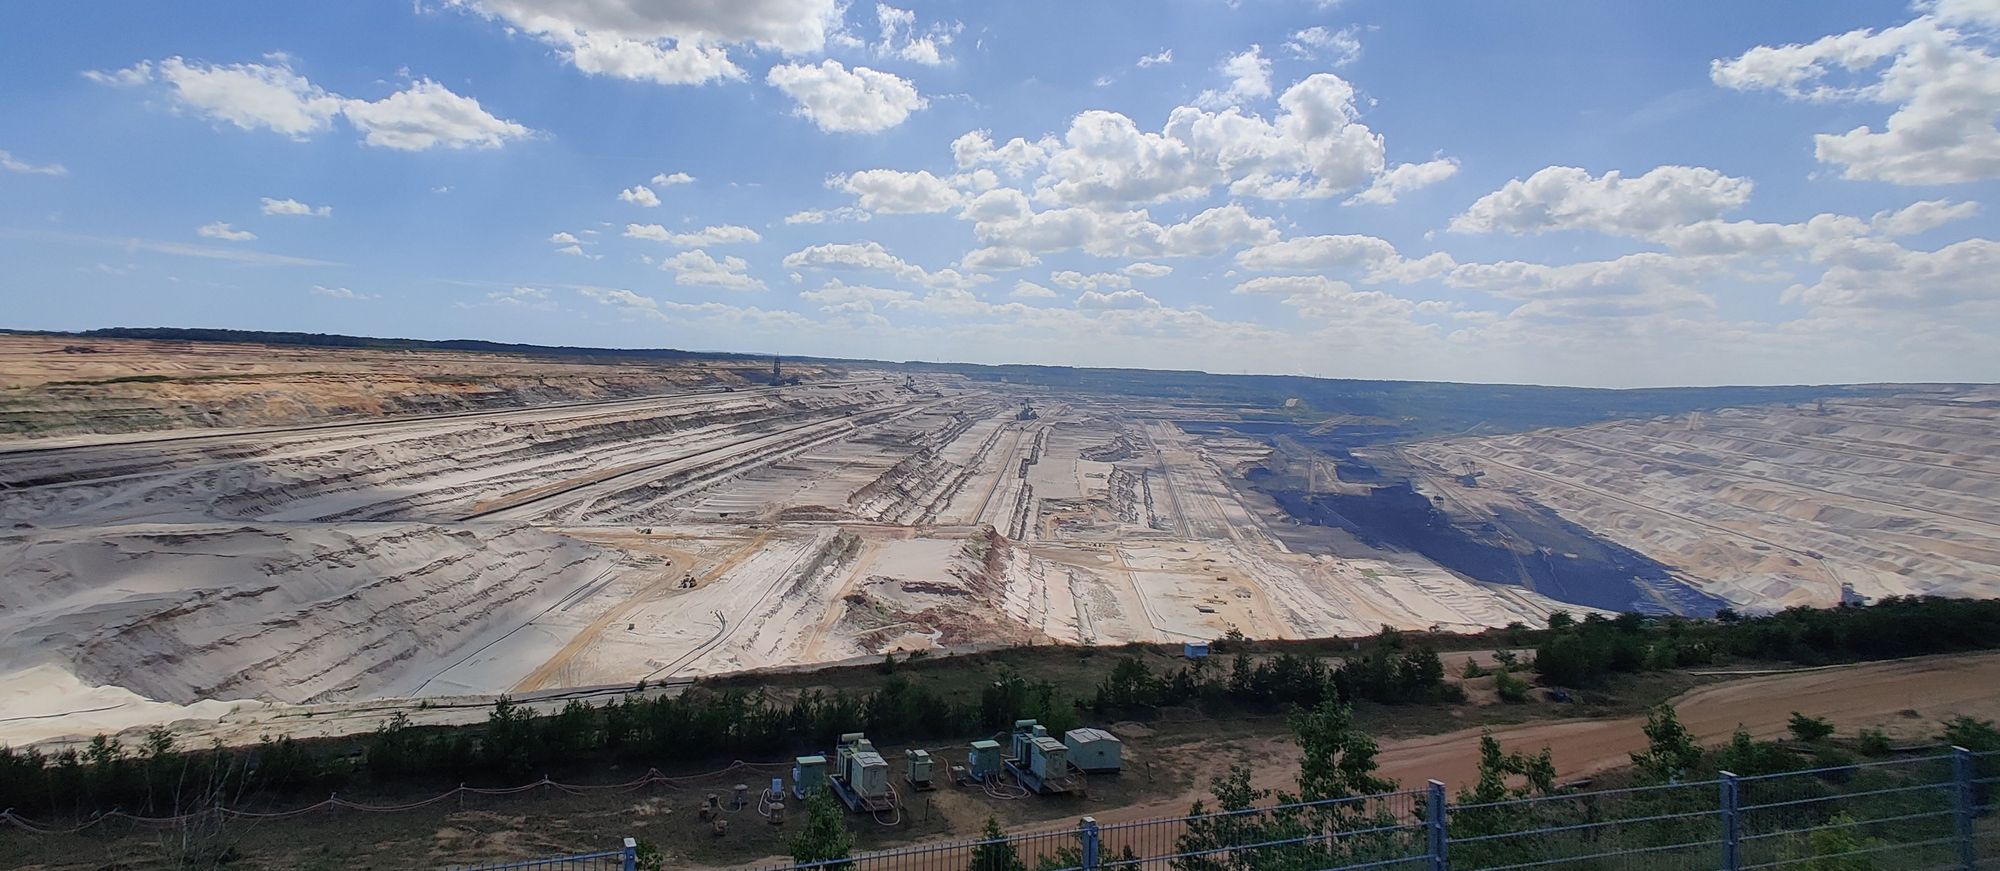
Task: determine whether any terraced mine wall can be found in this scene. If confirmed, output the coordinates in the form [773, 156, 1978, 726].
[1217, 420, 1727, 615]
[0, 333, 831, 439]
[1264, 483, 1722, 615]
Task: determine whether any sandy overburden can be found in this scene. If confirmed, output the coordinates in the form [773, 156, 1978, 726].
[0, 523, 620, 704]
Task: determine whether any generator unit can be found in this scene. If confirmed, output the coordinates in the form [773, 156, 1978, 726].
[1064, 728, 1124, 774]
[968, 739, 1003, 781]
[847, 749, 889, 799]
[792, 755, 827, 798]
[1029, 737, 1069, 781]
[835, 732, 872, 771]
[1005, 732, 1083, 795]
[1009, 719, 1041, 762]
[905, 749, 935, 790]
[826, 733, 895, 812]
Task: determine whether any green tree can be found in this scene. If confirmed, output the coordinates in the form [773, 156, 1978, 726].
[481, 696, 536, 776]
[1940, 715, 2000, 752]
[1787, 712, 1835, 743]
[1173, 703, 1400, 871]
[1546, 611, 1575, 631]
[1941, 716, 2000, 782]
[1458, 733, 1556, 805]
[1715, 726, 1802, 776]
[970, 817, 1028, 871]
[1493, 668, 1531, 704]
[1534, 633, 1592, 686]
[1396, 646, 1449, 701]
[1290, 699, 1395, 802]
[1784, 813, 1884, 871]
[1451, 733, 1560, 867]
[1855, 728, 1892, 756]
[1631, 705, 1703, 784]
[633, 840, 665, 871]
[366, 712, 427, 779]
[789, 790, 854, 871]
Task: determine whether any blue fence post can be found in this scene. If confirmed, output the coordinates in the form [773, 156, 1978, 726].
[1079, 816, 1101, 870]
[622, 836, 638, 871]
[1719, 771, 1740, 871]
[1954, 746, 1975, 871]
[1426, 779, 1448, 871]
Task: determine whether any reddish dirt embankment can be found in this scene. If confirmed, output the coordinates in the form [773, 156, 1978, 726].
[1106, 652, 2000, 825]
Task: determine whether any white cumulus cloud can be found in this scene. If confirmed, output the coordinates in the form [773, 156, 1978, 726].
[1010, 280, 1059, 299]
[1198, 45, 1273, 107]
[310, 284, 370, 300]
[874, 4, 958, 66]
[625, 223, 763, 245]
[90, 56, 530, 151]
[835, 169, 962, 213]
[1871, 199, 1981, 236]
[1, 149, 67, 176]
[785, 207, 872, 224]
[444, 0, 838, 86]
[766, 60, 925, 134]
[620, 185, 661, 207]
[1451, 165, 1754, 237]
[1712, 4, 2000, 183]
[197, 221, 255, 241]
[960, 246, 1040, 271]
[661, 249, 766, 290]
[1286, 26, 1362, 66]
[1346, 157, 1458, 205]
[260, 197, 330, 217]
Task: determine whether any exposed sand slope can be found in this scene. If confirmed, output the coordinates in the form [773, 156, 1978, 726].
[1401, 388, 2000, 608]
[0, 334, 815, 438]
[0, 523, 622, 704]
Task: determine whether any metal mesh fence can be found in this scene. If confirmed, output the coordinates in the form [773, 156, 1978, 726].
[1446, 778, 1723, 871]
[1093, 788, 1429, 870]
[524, 748, 2000, 871]
[1733, 753, 1961, 870]
[446, 847, 632, 870]
[781, 825, 1089, 870]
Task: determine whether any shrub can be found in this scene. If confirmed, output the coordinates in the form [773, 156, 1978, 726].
[1787, 712, 1835, 743]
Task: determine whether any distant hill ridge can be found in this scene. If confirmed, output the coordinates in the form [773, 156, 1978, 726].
[7, 326, 1945, 441]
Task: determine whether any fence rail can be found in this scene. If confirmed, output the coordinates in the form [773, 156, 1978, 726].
[740, 746, 2000, 871]
[12, 747, 1989, 870]
[446, 838, 638, 870]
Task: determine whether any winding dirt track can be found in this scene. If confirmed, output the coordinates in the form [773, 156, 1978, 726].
[1100, 651, 2000, 825]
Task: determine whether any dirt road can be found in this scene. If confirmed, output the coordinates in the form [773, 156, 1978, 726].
[1094, 651, 2000, 824]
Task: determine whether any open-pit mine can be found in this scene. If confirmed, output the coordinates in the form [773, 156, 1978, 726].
[2, 334, 1995, 746]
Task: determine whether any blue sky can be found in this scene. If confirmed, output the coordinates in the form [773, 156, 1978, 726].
[3, 0, 1997, 387]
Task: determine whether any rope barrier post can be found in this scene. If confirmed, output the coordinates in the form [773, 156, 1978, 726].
[1079, 816, 1100, 871]
[1719, 770, 1740, 871]
[622, 836, 639, 871]
[1953, 747, 1975, 871]
[1426, 779, 1447, 871]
